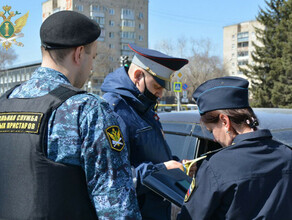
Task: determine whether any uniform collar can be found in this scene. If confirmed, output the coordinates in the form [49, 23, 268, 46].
[32, 67, 71, 85]
[231, 129, 272, 146]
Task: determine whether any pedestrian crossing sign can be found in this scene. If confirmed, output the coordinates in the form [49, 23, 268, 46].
[173, 82, 182, 92]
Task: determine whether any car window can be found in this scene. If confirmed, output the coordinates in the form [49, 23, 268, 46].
[164, 132, 198, 160]
[271, 130, 292, 147]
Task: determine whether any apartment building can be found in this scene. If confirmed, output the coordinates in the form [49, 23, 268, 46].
[223, 20, 264, 77]
[42, 0, 149, 94]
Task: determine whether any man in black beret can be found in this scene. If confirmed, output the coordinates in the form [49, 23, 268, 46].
[0, 11, 141, 219]
[101, 44, 189, 220]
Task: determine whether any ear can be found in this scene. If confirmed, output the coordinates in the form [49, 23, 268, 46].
[133, 69, 144, 85]
[73, 46, 84, 65]
[219, 114, 231, 130]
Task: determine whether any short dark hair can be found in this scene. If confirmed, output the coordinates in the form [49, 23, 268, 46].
[201, 107, 259, 130]
[41, 43, 93, 65]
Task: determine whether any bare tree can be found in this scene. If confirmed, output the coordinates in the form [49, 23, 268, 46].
[92, 42, 118, 78]
[0, 47, 17, 70]
[184, 38, 227, 94]
[155, 37, 227, 103]
[154, 39, 174, 56]
[86, 42, 118, 93]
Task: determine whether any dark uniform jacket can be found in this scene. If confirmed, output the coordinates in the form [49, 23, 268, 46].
[101, 67, 173, 220]
[178, 129, 292, 220]
[0, 85, 97, 220]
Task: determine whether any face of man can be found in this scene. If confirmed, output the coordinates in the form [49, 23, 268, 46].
[77, 41, 98, 88]
[139, 70, 164, 99]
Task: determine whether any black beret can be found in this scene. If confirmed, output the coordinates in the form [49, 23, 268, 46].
[40, 11, 101, 49]
[192, 76, 250, 115]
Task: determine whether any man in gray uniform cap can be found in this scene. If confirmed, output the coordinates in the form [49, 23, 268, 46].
[101, 44, 189, 220]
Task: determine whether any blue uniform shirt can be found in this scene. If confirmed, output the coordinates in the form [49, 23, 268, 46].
[9, 67, 141, 220]
[101, 67, 173, 220]
[178, 129, 292, 220]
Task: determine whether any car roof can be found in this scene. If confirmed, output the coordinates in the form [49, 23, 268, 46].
[159, 108, 292, 146]
[159, 108, 292, 129]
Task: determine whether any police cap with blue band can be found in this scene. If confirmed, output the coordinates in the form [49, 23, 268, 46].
[193, 76, 250, 115]
[128, 43, 189, 90]
[40, 11, 101, 50]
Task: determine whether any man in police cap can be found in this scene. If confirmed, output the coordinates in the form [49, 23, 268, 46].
[101, 44, 189, 220]
[0, 11, 141, 219]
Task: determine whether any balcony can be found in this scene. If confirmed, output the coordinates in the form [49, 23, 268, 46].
[90, 11, 104, 17]
[121, 26, 135, 32]
[237, 37, 249, 43]
[237, 47, 249, 52]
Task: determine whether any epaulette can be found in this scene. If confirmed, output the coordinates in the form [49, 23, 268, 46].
[200, 147, 224, 157]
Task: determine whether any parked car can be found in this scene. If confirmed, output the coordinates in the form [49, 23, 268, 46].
[157, 108, 292, 219]
[159, 108, 292, 162]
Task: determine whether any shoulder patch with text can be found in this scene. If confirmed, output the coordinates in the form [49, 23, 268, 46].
[0, 112, 43, 134]
[105, 125, 125, 152]
[184, 178, 196, 203]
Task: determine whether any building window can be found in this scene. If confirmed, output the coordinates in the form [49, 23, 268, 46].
[122, 43, 130, 50]
[232, 44, 235, 49]
[91, 5, 100, 12]
[238, 42, 248, 48]
[237, 31, 249, 42]
[75, 4, 83, 12]
[122, 20, 135, 27]
[109, 44, 115, 49]
[121, 31, 135, 39]
[109, 20, 115, 26]
[121, 8, 134, 20]
[109, 32, 115, 38]
[238, 60, 248, 66]
[109, 8, 115, 15]
[237, 51, 249, 57]
[100, 29, 105, 37]
[92, 16, 105, 25]
[139, 12, 144, 19]
[122, 9, 134, 16]
[139, 35, 143, 41]
[237, 31, 249, 39]
[139, 23, 144, 30]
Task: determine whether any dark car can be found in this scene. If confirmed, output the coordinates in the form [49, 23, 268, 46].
[157, 108, 292, 218]
[159, 108, 292, 161]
